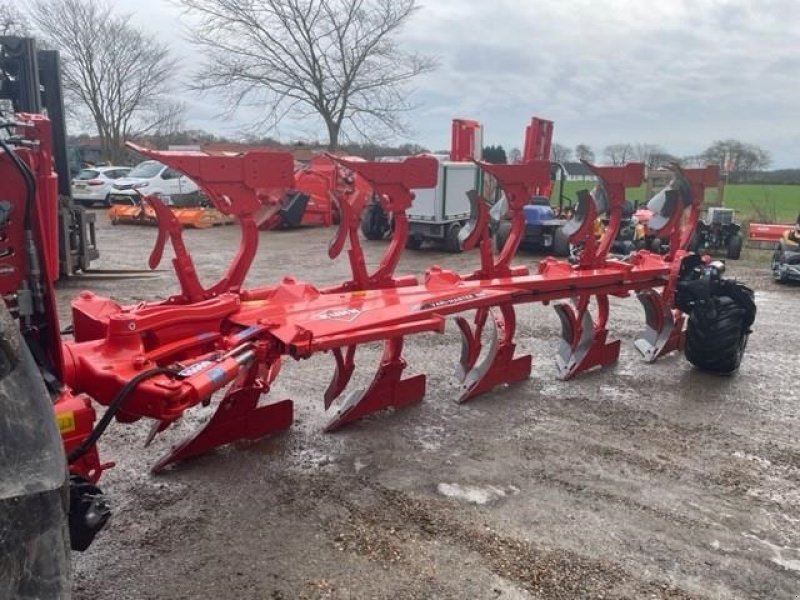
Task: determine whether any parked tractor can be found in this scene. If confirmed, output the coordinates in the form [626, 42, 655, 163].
[689, 207, 744, 259]
[492, 119, 579, 257]
[496, 164, 572, 257]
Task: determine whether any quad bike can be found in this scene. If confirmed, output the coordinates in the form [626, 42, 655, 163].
[771, 220, 800, 284]
[689, 207, 744, 260]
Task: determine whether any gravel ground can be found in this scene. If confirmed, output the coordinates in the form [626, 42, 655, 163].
[60, 213, 800, 599]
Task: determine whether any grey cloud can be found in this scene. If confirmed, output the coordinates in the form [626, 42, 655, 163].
[102, 0, 800, 165]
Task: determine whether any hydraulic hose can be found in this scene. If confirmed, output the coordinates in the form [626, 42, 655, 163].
[67, 367, 178, 464]
[0, 135, 35, 230]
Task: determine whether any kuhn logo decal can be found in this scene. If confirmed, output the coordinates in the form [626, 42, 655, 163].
[314, 308, 362, 322]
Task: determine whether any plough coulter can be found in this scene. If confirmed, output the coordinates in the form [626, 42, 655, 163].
[1, 116, 756, 553]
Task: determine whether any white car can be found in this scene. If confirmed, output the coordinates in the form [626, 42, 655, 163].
[71, 166, 132, 207]
[108, 160, 199, 205]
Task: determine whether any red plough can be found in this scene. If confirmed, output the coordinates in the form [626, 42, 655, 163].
[1, 109, 757, 557]
[52, 132, 753, 479]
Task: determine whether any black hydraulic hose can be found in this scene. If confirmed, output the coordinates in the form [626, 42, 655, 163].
[67, 367, 178, 464]
[0, 135, 35, 230]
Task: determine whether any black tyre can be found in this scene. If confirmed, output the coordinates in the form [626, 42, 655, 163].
[444, 222, 462, 253]
[405, 236, 423, 250]
[687, 232, 700, 254]
[0, 303, 71, 597]
[726, 233, 743, 260]
[360, 203, 388, 240]
[495, 220, 512, 253]
[771, 248, 787, 283]
[650, 237, 663, 254]
[552, 227, 570, 257]
[685, 295, 750, 373]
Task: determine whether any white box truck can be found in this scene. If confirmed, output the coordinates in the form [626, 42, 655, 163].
[405, 157, 483, 251]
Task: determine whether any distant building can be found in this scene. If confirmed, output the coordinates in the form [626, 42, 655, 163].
[561, 162, 597, 182]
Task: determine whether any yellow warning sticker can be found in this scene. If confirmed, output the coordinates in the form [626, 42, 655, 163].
[56, 412, 76, 434]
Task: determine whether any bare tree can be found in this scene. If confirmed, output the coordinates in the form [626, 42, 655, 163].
[631, 143, 679, 170]
[550, 143, 572, 163]
[180, 0, 436, 150]
[702, 139, 770, 173]
[603, 143, 633, 166]
[575, 143, 594, 162]
[1, 1, 28, 35]
[29, 0, 180, 163]
[508, 147, 522, 164]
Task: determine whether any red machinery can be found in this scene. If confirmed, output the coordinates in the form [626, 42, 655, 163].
[1, 114, 757, 557]
[63, 138, 753, 468]
[260, 154, 373, 230]
[747, 222, 793, 245]
[107, 199, 233, 229]
[450, 118, 482, 162]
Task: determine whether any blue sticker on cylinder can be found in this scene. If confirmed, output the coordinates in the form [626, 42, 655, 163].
[207, 367, 226, 384]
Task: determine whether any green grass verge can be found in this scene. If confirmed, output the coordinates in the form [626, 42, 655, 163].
[551, 180, 799, 224]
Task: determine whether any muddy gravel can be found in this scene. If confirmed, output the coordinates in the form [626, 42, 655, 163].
[58, 213, 800, 599]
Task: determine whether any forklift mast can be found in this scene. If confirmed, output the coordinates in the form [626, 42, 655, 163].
[0, 36, 99, 276]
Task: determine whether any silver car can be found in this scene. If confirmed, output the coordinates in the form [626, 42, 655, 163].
[71, 166, 132, 207]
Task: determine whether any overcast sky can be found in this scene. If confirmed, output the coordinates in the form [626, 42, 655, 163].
[65, 0, 800, 166]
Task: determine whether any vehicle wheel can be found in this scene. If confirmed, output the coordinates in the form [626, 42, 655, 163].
[0, 302, 71, 597]
[444, 222, 462, 253]
[685, 232, 701, 254]
[649, 237, 662, 254]
[405, 236, 423, 250]
[685, 295, 751, 374]
[726, 233, 743, 260]
[771, 248, 787, 283]
[360, 203, 388, 240]
[552, 227, 570, 257]
[495, 220, 512, 253]
[103, 194, 112, 208]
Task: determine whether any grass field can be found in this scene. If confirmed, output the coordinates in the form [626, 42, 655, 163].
[551, 180, 799, 224]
